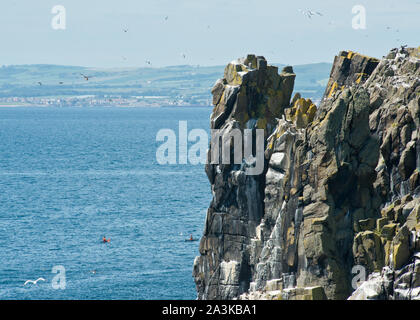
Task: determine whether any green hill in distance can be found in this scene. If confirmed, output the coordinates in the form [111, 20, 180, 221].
[0, 62, 332, 107]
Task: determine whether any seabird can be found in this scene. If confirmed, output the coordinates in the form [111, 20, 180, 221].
[310, 10, 323, 16]
[298, 9, 323, 19]
[24, 278, 45, 286]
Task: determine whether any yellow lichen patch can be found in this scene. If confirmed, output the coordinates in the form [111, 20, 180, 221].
[410, 46, 420, 59]
[224, 63, 246, 85]
[232, 73, 243, 85]
[355, 73, 369, 84]
[266, 124, 284, 151]
[297, 98, 310, 113]
[214, 91, 225, 111]
[286, 97, 318, 129]
[328, 81, 338, 98]
[346, 51, 379, 63]
[307, 104, 317, 120]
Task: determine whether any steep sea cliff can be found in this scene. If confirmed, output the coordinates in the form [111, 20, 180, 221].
[193, 47, 420, 300]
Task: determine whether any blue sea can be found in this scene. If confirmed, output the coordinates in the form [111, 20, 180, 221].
[0, 106, 212, 299]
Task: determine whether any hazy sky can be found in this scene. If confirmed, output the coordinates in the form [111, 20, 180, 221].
[0, 0, 418, 67]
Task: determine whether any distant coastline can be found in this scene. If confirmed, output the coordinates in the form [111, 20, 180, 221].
[0, 63, 331, 109]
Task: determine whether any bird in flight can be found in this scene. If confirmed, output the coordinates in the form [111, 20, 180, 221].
[123, 28, 128, 33]
[164, 16, 169, 21]
[80, 73, 91, 81]
[145, 60, 152, 65]
[299, 9, 323, 19]
[181, 53, 186, 59]
[59, 81, 64, 85]
[37, 82, 42, 86]
[24, 278, 46, 286]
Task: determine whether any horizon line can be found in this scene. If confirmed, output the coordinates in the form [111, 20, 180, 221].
[0, 61, 333, 70]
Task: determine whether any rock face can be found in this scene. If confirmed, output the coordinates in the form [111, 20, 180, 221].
[324, 51, 380, 99]
[193, 55, 295, 300]
[193, 47, 420, 300]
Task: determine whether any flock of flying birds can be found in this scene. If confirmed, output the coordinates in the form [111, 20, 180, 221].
[34, 15, 186, 87]
[33, 9, 405, 87]
[37, 73, 91, 86]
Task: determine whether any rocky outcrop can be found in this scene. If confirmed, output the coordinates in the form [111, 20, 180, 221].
[324, 50, 380, 99]
[193, 47, 420, 300]
[194, 55, 295, 300]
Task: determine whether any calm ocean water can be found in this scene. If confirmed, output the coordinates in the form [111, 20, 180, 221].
[0, 106, 212, 299]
